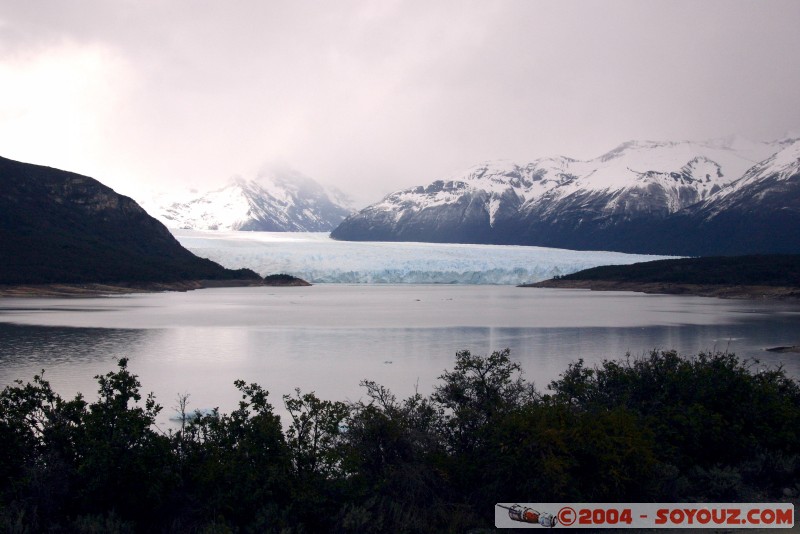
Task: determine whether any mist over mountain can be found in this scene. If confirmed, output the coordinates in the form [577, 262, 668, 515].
[331, 135, 800, 255]
[151, 168, 353, 232]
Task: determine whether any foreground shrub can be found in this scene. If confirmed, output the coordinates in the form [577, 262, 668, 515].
[547, 351, 800, 499]
[1, 349, 798, 532]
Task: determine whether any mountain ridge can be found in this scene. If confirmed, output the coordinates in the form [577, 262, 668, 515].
[331, 135, 800, 255]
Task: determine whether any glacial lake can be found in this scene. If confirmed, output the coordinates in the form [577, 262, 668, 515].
[1, 285, 799, 427]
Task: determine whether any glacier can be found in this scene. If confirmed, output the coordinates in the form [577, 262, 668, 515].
[173, 230, 675, 285]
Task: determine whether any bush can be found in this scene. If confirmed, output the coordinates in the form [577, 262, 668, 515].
[2, 349, 798, 532]
[547, 350, 800, 498]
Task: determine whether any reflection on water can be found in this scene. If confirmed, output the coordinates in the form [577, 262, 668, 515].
[0, 323, 152, 409]
[0, 324, 147, 367]
[0, 286, 798, 427]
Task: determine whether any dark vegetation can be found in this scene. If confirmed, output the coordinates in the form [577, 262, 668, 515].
[2, 349, 798, 532]
[263, 274, 312, 286]
[549, 254, 800, 287]
[0, 155, 260, 285]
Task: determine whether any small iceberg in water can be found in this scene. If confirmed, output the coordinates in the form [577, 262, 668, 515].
[169, 407, 215, 422]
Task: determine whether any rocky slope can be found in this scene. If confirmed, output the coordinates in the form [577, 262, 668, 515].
[0, 155, 260, 285]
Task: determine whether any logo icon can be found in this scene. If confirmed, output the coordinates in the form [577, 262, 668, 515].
[497, 504, 558, 528]
[558, 506, 577, 526]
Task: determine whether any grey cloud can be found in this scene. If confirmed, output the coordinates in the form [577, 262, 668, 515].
[1, 0, 798, 206]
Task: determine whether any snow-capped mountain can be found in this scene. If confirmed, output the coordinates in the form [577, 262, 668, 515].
[659, 138, 800, 255]
[695, 137, 800, 217]
[524, 138, 773, 218]
[329, 159, 577, 243]
[155, 168, 353, 232]
[331, 135, 800, 255]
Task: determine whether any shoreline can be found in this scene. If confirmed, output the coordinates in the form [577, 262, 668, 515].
[0, 279, 267, 298]
[523, 279, 800, 300]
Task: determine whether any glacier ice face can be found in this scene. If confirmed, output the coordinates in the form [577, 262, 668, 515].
[173, 230, 675, 285]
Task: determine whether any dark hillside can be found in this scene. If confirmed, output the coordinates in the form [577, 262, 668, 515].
[0, 156, 260, 285]
[548, 255, 800, 286]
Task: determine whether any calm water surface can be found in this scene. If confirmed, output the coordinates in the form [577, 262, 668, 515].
[1, 285, 798, 426]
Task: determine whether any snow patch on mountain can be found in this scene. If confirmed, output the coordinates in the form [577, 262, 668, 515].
[560, 138, 774, 196]
[696, 138, 800, 217]
[332, 134, 792, 245]
[756, 138, 800, 180]
[151, 168, 354, 232]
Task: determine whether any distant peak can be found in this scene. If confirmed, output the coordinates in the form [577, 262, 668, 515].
[151, 166, 352, 232]
[254, 166, 323, 193]
[772, 130, 800, 146]
[534, 154, 578, 164]
[597, 140, 664, 161]
[471, 159, 517, 171]
[229, 175, 249, 187]
[703, 133, 759, 151]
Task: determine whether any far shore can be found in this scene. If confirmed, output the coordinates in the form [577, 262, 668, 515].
[523, 279, 800, 300]
[0, 279, 267, 298]
[0, 273, 313, 297]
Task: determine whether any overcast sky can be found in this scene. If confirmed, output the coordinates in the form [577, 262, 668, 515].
[1, 1, 799, 206]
